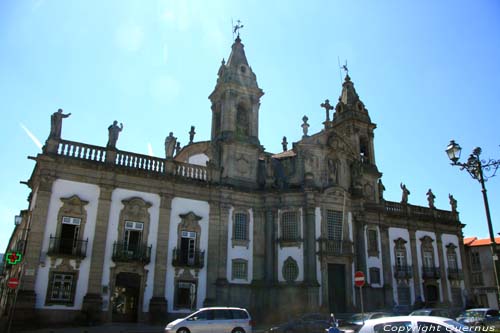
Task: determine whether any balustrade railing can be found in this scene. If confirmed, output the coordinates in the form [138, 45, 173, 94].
[115, 151, 165, 173]
[57, 140, 106, 162]
[318, 239, 354, 256]
[174, 162, 207, 181]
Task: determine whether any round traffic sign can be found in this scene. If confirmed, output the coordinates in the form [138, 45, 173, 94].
[354, 271, 365, 287]
[7, 277, 19, 289]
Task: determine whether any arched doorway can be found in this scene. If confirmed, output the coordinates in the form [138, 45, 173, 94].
[111, 272, 141, 322]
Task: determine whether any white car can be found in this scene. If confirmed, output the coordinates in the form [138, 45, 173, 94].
[357, 315, 467, 333]
[165, 306, 253, 333]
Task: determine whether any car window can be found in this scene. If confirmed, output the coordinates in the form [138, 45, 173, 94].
[231, 309, 249, 319]
[374, 321, 412, 333]
[213, 309, 232, 320]
[190, 310, 214, 321]
[417, 321, 452, 333]
[486, 310, 499, 317]
[372, 313, 386, 319]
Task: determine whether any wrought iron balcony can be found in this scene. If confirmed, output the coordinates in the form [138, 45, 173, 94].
[393, 265, 413, 279]
[422, 266, 441, 279]
[47, 236, 88, 258]
[447, 267, 464, 280]
[172, 248, 205, 269]
[318, 239, 354, 256]
[112, 242, 152, 264]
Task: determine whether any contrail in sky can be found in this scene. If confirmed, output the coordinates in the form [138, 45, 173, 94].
[20, 123, 43, 149]
[147, 143, 153, 156]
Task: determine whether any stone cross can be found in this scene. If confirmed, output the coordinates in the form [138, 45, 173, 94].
[282, 136, 288, 152]
[189, 126, 196, 144]
[321, 99, 334, 122]
[301, 115, 310, 138]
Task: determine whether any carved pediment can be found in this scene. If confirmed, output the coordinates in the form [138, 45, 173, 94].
[60, 195, 88, 216]
[122, 197, 152, 221]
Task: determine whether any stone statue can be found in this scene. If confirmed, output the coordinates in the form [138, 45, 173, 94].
[282, 136, 288, 152]
[175, 142, 181, 155]
[426, 189, 436, 209]
[107, 120, 123, 149]
[50, 108, 71, 139]
[400, 183, 410, 204]
[328, 158, 339, 185]
[164, 132, 177, 158]
[301, 115, 310, 138]
[189, 126, 196, 144]
[449, 194, 457, 212]
[378, 179, 386, 200]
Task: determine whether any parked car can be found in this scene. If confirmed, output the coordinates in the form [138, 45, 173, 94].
[339, 312, 394, 332]
[409, 308, 452, 318]
[267, 312, 330, 333]
[164, 306, 253, 333]
[357, 315, 467, 333]
[456, 308, 500, 328]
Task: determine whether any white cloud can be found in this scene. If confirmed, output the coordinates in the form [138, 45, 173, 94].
[20, 123, 43, 149]
[159, 0, 191, 31]
[150, 75, 180, 103]
[115, 24, 144, 52]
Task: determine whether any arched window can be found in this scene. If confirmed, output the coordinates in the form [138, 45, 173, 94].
[282, 257, 299, 283]
[236, 104, 249, 137]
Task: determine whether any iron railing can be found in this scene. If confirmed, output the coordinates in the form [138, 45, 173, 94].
[422, 266, 441, 279]
[318, 239, 354, 256]
[172, 248, 205, 269]
[112, 242, 152, 264]
[47, 236, 88, 258]
[447, 267, 464, 280]
[393, 265, 413, 279]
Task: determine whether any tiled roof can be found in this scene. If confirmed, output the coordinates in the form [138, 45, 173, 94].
[464, 236, 500, 247]
[272, 150, 296, 159]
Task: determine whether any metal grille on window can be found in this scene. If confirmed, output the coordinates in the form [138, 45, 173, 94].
[51, 273, 73, 301]
[232, 260, 248, 280]
[282, 257, 299, 282]
[368, 229, 378, 253]
[447, 252, 458, 269]
[327, 210, 343, 253]
[281, 211, 299, 241]
[234, 213, 248, 241]
[369, 267, 381, 284]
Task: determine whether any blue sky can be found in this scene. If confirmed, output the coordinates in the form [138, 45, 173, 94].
[1, 0, 499, 251]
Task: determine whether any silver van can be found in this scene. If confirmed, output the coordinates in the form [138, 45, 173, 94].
[165, 306, 253, 333]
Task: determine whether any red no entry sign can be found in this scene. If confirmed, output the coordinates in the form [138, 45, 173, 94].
[354, 271, 365, 287]
[7, 278, 19, 289]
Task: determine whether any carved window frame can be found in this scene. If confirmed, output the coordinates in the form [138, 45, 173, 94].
[446, 243, 458, 270]
[394, 237, 408, 268]
[54, 195, 89, 246]
[278, 209, 302, 248]
[45, 258, 79, 306]
[174, 279, 197, 310]
[367, 227, 379, 257]
[282, 256, 299, 283]
[232, 209, 250, 248]
[177, 212, 202, 252]
[231, 258, 248, 281]
[117, 197, 152, 247]
[420, 236, 435, 268]
[369, 267, 381, 285]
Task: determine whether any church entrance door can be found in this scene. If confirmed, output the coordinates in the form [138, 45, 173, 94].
[111, 272, 141, 322]
[328, 264, 346, 313]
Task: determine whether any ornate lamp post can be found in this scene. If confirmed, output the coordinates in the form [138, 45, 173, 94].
[445, 140, 500, 305]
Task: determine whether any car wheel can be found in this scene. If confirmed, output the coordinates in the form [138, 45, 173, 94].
[232, 328, 246, 333]
[177, 328, 190, 333]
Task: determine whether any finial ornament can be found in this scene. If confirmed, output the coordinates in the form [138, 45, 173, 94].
[282, 136, 288, 152]
[189, 126, 196, 144]
[233, 19, 244, 39]
[321, 99, 334, 122]
[301, 115, 310, 138]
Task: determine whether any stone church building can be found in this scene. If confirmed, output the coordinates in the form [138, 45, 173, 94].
[1, 36, 469, 325]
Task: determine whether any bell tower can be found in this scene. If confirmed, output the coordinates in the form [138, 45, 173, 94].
[208, 36, 264, 187]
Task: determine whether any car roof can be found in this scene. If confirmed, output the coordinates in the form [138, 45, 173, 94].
[198, 307, 247, 311]
[464, 308, 495, 311]
[364, 315, 454, 325]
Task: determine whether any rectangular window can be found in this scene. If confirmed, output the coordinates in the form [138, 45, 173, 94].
[470, 252, 481, 271]
[281, 211, 299, 241]
[47, 272, 76, 305]
[326, 210, 343, 240]
[175, 281, 196, 309]
[234, 213, 248, 241]
[423, 250, 434, 267]
[62, 216, 81, 225]
[395, 249, 407, 267]
[124, 221, 143, 254]
[447, 252, 458, 269]
[368, 229, 378, 253]
[369, 267, 381, 284]
[180, 231, 197, 266]
[232, 260, 248, 280]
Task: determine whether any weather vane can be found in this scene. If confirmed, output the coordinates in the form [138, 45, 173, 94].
[341, 60, 349, 76]
[233, 19, 244, 39]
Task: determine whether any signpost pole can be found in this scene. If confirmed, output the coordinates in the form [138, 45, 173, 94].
[360, 286, 365, 325]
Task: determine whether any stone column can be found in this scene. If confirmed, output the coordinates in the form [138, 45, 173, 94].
[380, 225, 394, 306]
[149, 193, 172, 322]
[265, 208, 276, 282]
[355, 217, 367, 272]
[82, 185, 113, 323]
[409, 229, 421, 301]
[16, 175, 55, 320]
[304, 193, 317, 283]
[436, 233, 450, 304]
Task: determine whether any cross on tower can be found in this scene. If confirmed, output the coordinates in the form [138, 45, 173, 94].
[321, 99, 334, 122]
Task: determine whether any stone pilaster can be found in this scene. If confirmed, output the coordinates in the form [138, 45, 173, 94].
[457, 233, 472, 295]
[265, 208, 276, 282]
[380, 225, 393, 305]
[82, 185, 113, 323]
[149, 192, 172, 322]
[436, 233, 450, 304]
[409, 229, 421, 301]
[16, 174, 55, 320]
[355, 216, 367, 272]
[304, 192, 317, 283]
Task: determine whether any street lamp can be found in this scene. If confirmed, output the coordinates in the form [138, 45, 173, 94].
[445, 140, 500, 306]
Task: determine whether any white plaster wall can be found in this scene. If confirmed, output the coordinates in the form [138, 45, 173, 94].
[441, 234, 464, 304]
[226, 207, 254, 284]
[100, 189, 160, 312]
[415, 230, 442, 302]
[388, 228, 414, 305]
[166, 197, 210, 313]
[315, 207, 322, 306]
[277, 208, 304, 282]
[365, 225, 384, 288]
[187, 153, 209, 166]
[34, 180, 100, 310]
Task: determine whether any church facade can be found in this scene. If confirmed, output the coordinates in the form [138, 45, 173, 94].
[1, 36, 470, 326]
